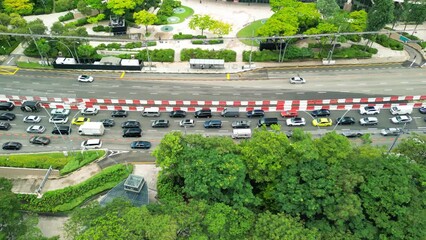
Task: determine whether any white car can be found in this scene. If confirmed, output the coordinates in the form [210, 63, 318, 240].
[380, 128, 403, 136]
[391, 115, 412, 124]
[26, 125, 46, 133]
[289, 76, 306, 84]
[286, 117, 306, 126]
[23, 115, 41, 123]
[360, 106, 380, 115]
[50, 109, 70, 116]
[359, 117, 378, 126]
[49, 115, 69, 124]
[81, 108, 99, 115]
[77, 75, 94, 82]
[179, 119, 195, 127]
[81, 139, 102, 149]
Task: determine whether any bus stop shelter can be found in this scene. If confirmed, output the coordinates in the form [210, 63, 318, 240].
[189, 59, 225, 69]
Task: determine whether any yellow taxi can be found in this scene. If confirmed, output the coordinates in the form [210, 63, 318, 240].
[71, 117, 90, 125]
[312, 118, 333, 127]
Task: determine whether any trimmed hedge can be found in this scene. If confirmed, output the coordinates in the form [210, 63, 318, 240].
[64, 17, 88, 28]
[181, 48, 236, 62]
[17, 164, 133, 213]
[401, 32, 426, 49]
[59, 12, 74, 22]
[242, 45, 314, 62]
[371, 34, 404, 51]
[117, 49, 175, 62]
[92, 25, 111, 32]
[191, 39, 224, 45]
[173, 33, 207, 40]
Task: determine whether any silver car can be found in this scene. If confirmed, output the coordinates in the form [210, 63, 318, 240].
[26, 125, 46, 133]
[380, 128, 402, 136]
[180, 119, 195, 127]
[391, 115, 412, 124]
[359, 117, 378, 126]
[289, 76, 306, 84]
[23, 115, 42, 123]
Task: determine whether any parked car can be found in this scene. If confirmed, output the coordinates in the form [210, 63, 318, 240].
[231, 120, 251, 129]
[130, 141, 151, 149]
[336, 116, 356, 125]
[286, 117, 306, 126]
[359, 117, 378, 126]
[419, 106, 426, 114]
[0, 112, 15, 121]
[72, 117, 90, 125]
[2, 142, 22, 150]
[360, 106, 380, 115]
[122, 128, 142, 137]
[121, 120, 141, 128]
[26, 125, 46, 133]
[341, 130, 363, 138]
[257, 117, 279, 127]
[204, 120, 222, 128]
[0, 122, 11, 130]
[52, 126, 71, 135]
[101, 119, 115, 127]
[280, 110, 298, 118]
[0, 101, 15, 111]
[380, 128, 403, 136]
[81, 139, 103, 149]
[169, 110, 186, 118]
[311, 109, 330, 117]
[23, 115, 42, 123]
[111, 110, 128, 118]
[29, 136, 50, 145]
[194, 109, 212, 118]
[20, 101, 42, 112]
[152, 119, 170, 128]
[247, 109, 264, 118]
[391, 115, 412, 124]
[49, 115, 68, 124]
[81, 107, 99, 115]
[50, 109, 70, 116]
[312, 118, 333, 127]
[289, 76, 306, 84]
[78, 75, 94, 82]
[179, 119, 195, 127]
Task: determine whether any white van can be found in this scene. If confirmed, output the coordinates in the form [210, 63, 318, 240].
[232, 129, 252, 139]
[142, 107, 160, 117]
[390, 106, 413, 115]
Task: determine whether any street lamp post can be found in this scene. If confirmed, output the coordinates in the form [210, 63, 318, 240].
[48, 40, 77, 61]
[28, 28, 45, 64]
[387, 122, 407, 154]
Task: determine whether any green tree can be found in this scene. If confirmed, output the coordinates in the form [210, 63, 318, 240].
[394, 133, 426, 166]
[256, 8, 299, 37]
[209, 20, 232, 37]
[87, 13, 105, 25]
[55, 0, 75, 12]
[9, 13, 27, 28]
[188, 14, 214, 36]
[84, 0, 106, 14]
[0, 178, 21, 239]
[295, 2, 321, 30]
[107, 0, 136, 16]
[366, 0, 394, 31]
[316, 0, 340, 19]
[133, 10, 158, 35]
[2, 0, 33, 15]
[77, 0, 93, 16]
[304, 22, 338, 35]
[0, 13, 11, 25]
[349, 10, 367, 32]
[269, 0, 300, 12]
[50, 22, 67, 35]
[77, 44, 96, 58]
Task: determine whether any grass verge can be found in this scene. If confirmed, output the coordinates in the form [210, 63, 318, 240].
[171, 6, 194, 24]
[16, 61, 54, 69]
[237, 19, 266, 47]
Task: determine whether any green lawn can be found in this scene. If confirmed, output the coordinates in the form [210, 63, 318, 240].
[16, 61, 54, 69]
[237, 19, 266, 46]
[171, 6, 194, 24]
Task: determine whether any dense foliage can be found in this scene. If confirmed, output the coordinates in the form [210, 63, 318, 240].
[180, 48, 236, 62]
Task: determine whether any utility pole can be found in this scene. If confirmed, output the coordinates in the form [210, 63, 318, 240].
[28, 28, 45, 65]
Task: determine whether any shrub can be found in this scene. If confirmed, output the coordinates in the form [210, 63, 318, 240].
[118, 49, 175, 62]
[92, 25, 111, 32]
[350, 44, 378, 54]
[59, 12, 74, 22]
[125, 42, 142, 49]
[194, 35, 207, 39]
[173, 33, 194, 39]
[181, 48, 236, 62]
[106, 43, 122, 49]
[208, 39, 223, 44]
[191, 40, 204, 44]
[242, 46, 314, 62]
[372, 34, 403, 51]
[95, 43, 107, 50]
[332, 47, 372, 59]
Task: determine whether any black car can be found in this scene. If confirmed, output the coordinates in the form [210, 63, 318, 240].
[247, 109, 265, 118]
[52, 126, 72, 135]
[336, 117, 356, 125]
[204, 120, 222, 128]
[152, 119, 170, 128]
[111, 110, 128, 118]
[2, 142, 22, 150]
[169, 110, 186, 118]
[419, 107, 426, 114]
[311, 109, 331, 117]
[121, 120, 141, 128]
[21, 101, 42, 112]
[0, 101, 15, 111]
[101, 119, 115, 127]
[258, 117, 279, 127]
[130, 141, 151, 149]
[194, 109, 212, 118]
[0, 112, 16, 121]
[0, 122, 11, 130]
[29, 136, 51, 145]
[123, 128, 142, 137]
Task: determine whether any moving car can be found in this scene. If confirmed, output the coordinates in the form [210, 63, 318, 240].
[311, 109, 330, 117]
[26, 125, 46, 133]
[0, 122, 11, 130]
[289, 76, 306, 84]
[359, 117, 378, 126]
[101, 119, 115, 127]
[180, 119, 195, 127]
[121, 120, 141, 128]
[78, 75, 94, 82]
[81, 108, 99, 115]
[312, 118, 333, 127]
[29, 136, 50, 145]
[336, 117, 356, 125]
[391, 115, 412, 124]
[130, 141, 151, 149]
[280, 110, 298, 118]
[169, 110, 186, 118]
[231, 120, 251, 129]
[2, 142, 22, 150]
[341, 130, 363, 138]
[111, 110, 128, 118]
[49, 115, 68, 124]
[247, 109, 264, 118]
[0, 112, 15, 121]
[194, 109, 212, 118]
[52, 126, 72, 135]
[286, 117, 306, 126]
[81, 139, 103, 149]
[23, 115, 42, 123]
[204, 120, 222, 128]
[152, 119, 170, 128]
[122, 128, 142, 137]
[360, 106, 380, 115]
[419, 107, 426, 114]
[50, 109, 70, 116]
[0, 101, 15, 111]
[380, 128, 403, 136]
[72, 117, 90, 125]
